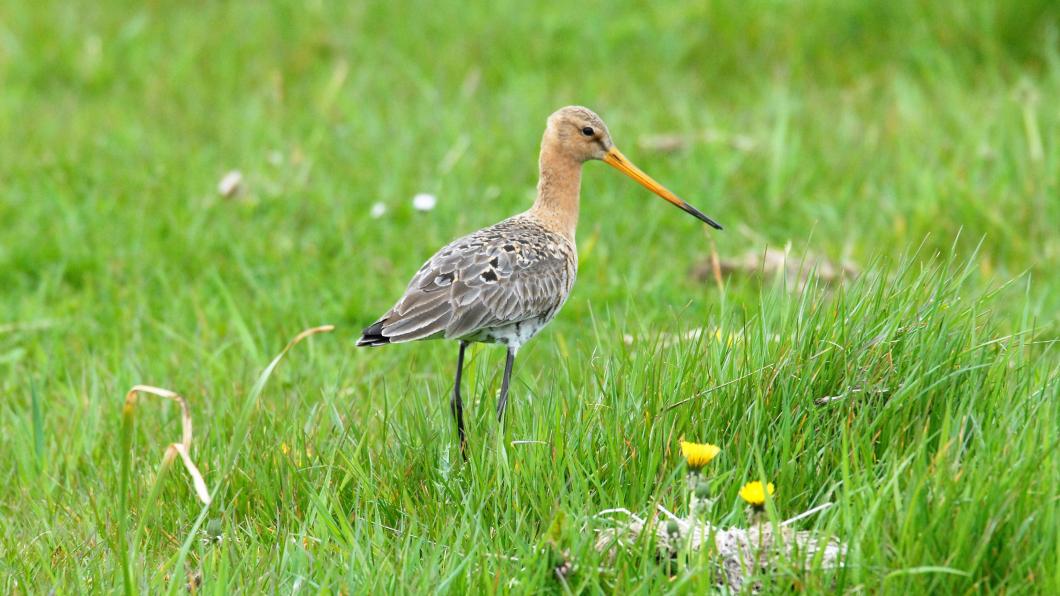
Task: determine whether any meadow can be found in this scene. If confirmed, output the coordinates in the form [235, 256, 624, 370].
[1, 0, 1058, 592]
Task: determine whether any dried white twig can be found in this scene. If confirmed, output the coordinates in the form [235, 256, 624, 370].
[694, 246, 859, 290]
[595, 502, 846, 592]
[781, 502, 834, 527]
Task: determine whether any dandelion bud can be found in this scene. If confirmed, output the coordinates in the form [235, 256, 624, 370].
[666, 520, 681, 537]
[206, 518, 223, 542]
[694, 481, 711, 499]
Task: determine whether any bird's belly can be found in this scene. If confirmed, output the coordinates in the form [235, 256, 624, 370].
[470, 317, 550, 350]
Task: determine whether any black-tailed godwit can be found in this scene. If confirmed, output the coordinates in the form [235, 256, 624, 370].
[358, 106, 722, 451]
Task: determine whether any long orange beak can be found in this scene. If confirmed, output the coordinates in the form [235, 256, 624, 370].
[603, 147, 722, 230]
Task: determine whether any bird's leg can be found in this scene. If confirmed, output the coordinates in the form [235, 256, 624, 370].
[450, 341, 468, 457]
[496, 347, 516, 422]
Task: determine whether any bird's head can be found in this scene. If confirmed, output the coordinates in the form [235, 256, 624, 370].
[544, 105, 614, 162]
[543, 105, 723, 230]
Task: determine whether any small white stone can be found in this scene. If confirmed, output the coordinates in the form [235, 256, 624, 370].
[217, 170, 243, 197]
[412, 192, 437, 211]
[369, 202, 387, 218]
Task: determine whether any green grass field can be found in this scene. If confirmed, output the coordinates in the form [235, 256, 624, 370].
[2, 0, 1058, 592]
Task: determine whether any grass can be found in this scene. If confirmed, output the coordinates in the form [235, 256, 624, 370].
[1, 0, 1058, 592]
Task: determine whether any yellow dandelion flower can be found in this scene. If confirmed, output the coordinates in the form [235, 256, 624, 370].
[680, 441, 721, 471]
[738, 481, 775, 506]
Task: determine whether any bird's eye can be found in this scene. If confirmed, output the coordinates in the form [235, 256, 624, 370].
[581, 126, 595, 137]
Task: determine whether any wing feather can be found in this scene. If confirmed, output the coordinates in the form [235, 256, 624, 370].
[358, 215, 577, 346]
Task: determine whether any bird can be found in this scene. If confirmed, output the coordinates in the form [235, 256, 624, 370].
[358, 106, 722, 451]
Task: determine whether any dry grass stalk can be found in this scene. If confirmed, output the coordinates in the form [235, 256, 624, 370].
[0, 319, 58, 334]
[624, 327, 781, 350]
[122, 325, 334, 509]
[708, 237, 724, 292]
[122, 385, 211, 505]
[637, 130, 757, 153]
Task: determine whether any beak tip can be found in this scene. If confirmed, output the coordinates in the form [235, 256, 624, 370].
[681, 203, 723, 231]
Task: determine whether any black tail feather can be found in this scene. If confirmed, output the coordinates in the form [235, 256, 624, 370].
[357, 319, 391, 347]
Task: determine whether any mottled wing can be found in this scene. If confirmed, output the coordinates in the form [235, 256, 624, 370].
[357, 218, 576, 345]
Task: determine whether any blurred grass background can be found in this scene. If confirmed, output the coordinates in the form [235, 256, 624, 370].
[1, 0, 1057, 592]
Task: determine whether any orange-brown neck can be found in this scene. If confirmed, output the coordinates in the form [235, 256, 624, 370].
[529, 141, 583, 242]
